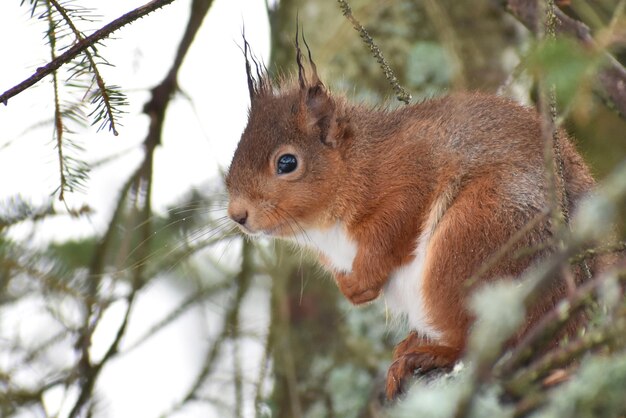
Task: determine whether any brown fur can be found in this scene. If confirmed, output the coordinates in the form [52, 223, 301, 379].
[225, 53, 596, 400]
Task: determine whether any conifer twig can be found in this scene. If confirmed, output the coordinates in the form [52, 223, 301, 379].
[46, 1, 69, 202]
[0, 0, 177, 106]
[48, 0, 122, 136]
[497, 271, 626, 377]
[505, 311, 626, 397]
[337, 0, 412, 104]
[570, 241, 626, 264]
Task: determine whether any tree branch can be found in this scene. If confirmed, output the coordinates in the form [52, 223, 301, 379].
[142, 0, 214, 149]
[497, 270, 626, 377]
[0, 0, 178, 106]
[506, 0, 626, 118]
[505, 309, 626, 398]
[63, 0, 213, 413]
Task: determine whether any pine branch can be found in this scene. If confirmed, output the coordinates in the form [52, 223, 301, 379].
[0, 197, 57, 230]
[48, 0, 124, 135]
[40, 3, 92, 202]
[65, 1, 214, 413]
[2, 248, 92, 303]
[0, 0, 177, 106]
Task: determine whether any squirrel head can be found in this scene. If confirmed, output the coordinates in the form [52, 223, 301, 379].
[225, 35, 353, 236]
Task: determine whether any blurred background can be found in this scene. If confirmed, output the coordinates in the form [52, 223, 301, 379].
[0, 0, 625, 417]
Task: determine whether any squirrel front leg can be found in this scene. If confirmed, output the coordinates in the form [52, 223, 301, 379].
[315, 253, 384, 303]
[332, 206, 419, 305]
[333, 254, 385, 304]
[333, 235, 406, 305]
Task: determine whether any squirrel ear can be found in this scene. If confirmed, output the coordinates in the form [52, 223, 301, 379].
[304, 83, 350, 148]
[294, 26, 350, 148]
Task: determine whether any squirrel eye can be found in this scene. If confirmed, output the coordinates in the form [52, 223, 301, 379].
[276, 154, 298, 174]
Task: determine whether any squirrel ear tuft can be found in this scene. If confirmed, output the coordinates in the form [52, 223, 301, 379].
[295, 24, 349, 147]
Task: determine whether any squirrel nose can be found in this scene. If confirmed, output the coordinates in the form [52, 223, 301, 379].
[228, 199, 250, 226]
[231, 209, 248, 226]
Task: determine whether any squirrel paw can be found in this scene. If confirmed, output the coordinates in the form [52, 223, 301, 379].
[385, 345, 459, 400]
[335, 272, 381, 304]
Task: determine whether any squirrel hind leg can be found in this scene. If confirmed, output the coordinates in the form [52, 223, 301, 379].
[385, 332, 461, 400]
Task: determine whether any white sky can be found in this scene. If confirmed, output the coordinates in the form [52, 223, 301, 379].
[0, 1, 271, 417]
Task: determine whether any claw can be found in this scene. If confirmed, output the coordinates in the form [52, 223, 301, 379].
[385, 345, 460, 400]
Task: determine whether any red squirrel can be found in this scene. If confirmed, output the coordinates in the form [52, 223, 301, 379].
[225, 38, 595, 400]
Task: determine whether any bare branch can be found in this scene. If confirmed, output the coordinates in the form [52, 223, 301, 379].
[506, 0, 626, 118]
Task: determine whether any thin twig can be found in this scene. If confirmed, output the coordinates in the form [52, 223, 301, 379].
[466, 209, 549, 289]
[68, 155, 154, 417]
[48, 0, 120, 135]
[570, 240, 626, 264]
[253, 329, 273, 415]
[538, 0, 594, 285]
[506, 0, 626, 119]
[45, 1, 68, 204]
[122, 280, 232, 354]
[505, 311, 626, 397]
[337, 0, 412, 104]
[497, 270, 626, 377]
[0, 0, 177, 106]
[163, 240, 254, 417]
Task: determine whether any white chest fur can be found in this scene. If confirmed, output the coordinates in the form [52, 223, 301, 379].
[300, 223, 357, 273]
[383, 228, 441, 341]
[295, 222, 441, 340]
